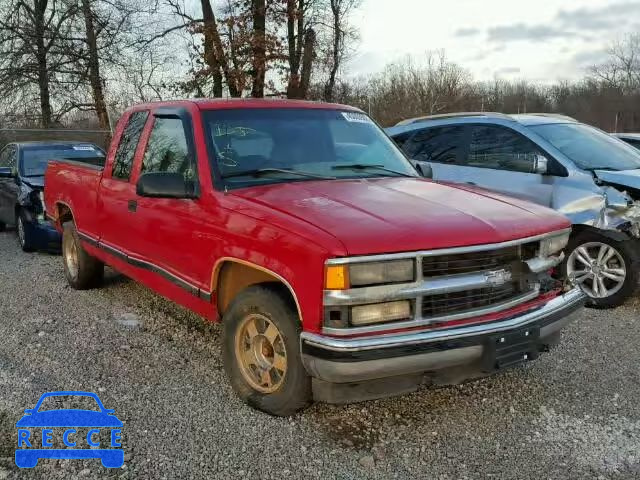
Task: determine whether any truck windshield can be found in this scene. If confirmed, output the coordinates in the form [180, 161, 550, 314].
[202, 108, 417, 188]
[530, 123, 640, 172]
[20, 144, 105, 177]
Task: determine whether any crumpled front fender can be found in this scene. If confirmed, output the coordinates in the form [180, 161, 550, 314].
[559, 185, 640, 239]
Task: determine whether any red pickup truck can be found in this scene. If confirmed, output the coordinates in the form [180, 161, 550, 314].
[45, 99, 585, 415]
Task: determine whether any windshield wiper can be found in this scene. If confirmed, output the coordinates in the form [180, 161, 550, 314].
[332, 163, 417, 178]
[221, 167, 335, 180]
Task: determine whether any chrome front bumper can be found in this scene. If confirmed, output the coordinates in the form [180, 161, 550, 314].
[301, 288, 586, 384]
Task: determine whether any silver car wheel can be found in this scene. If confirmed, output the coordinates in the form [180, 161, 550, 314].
[567, 241, 626, 299]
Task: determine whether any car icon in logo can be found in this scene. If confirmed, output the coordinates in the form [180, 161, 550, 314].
[15, 391, 123, 468]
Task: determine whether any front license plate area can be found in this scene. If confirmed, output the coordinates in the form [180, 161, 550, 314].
[482, 326, 540, 372]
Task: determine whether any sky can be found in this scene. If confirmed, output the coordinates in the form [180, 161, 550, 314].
[349, 0, 640, 82]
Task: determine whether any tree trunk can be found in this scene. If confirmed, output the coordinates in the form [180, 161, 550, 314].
[324, 1, 341, 102]
[201, 0, 239, 97]
[34, 0, 53, 127]
[250, 0, 266, 98]
[286, 0, 304, 98]
[81, 0, 110, 130]
[298, 28, 315, 99]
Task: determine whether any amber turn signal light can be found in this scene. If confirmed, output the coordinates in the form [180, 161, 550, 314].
[325, 265, 349, 290]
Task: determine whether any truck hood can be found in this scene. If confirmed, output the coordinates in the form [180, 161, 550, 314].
[231, 178, 570, 256]
[594, 169, 640, 195]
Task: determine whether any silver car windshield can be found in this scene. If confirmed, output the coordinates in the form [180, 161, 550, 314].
[530, 123, 640, 171]
[529, 123, 640, 170]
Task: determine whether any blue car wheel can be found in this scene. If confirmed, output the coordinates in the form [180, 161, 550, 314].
[16, 211, 35, 253]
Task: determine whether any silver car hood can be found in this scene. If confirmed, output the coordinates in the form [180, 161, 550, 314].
[594, 169, 640, 192]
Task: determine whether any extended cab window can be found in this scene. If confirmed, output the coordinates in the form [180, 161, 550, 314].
[112, 110, 149, 180]
[141, 117, 195, 179]
[402, 126, 466, 164]
[466, 125, 541, 173]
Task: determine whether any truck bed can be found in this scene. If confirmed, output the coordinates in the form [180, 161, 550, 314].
[44, 160, 104, 238]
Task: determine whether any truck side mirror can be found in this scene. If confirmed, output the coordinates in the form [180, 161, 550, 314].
[136, 172, 197, 199]
[0, 167, 13, 178]
[533, 154, 549, 175]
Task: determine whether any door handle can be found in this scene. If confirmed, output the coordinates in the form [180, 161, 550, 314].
[128, 200, 137, 212]
[466, 182, 477, 186]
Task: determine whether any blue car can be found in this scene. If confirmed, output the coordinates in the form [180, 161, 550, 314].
[0, 142, 105, 252]
[15, 391, 123, 468]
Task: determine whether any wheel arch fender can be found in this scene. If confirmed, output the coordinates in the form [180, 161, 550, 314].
[211, 257, 303, 322]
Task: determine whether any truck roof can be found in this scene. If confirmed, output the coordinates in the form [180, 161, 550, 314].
[127, 98, 363, 113]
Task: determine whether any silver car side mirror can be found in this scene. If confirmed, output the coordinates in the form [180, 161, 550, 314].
[534, 154, 549, 175]
[411, 160, 433, 179]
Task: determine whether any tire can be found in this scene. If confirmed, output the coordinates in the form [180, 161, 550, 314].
[62, 222, 104, 289]
[563, 231, 640, 309]
[222, 285, 311, 416]
[0, 221, 5, 232]
[16, 210, 35, 252]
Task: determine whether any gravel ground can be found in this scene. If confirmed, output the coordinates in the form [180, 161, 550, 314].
[1, 229, 640, 480]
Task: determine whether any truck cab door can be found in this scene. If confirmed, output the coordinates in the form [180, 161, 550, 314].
[128, 110, 213, 294]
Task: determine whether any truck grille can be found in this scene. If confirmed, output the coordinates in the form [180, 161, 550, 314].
[422, 283, 519, 319]
[422, 246, 520, 277]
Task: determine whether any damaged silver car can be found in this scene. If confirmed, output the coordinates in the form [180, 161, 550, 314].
[387, 113, 640, 308]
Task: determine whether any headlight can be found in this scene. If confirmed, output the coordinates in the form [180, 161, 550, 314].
[325, 259, 415, 289]
[351, 300, 411, 326]
[539, 232, 570, 257]
[349, 259, 414, 287]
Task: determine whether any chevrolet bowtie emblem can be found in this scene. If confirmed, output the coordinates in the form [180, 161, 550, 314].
[484, 269, 512, 287]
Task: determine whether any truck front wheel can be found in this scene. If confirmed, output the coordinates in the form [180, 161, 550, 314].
[62, 222, 104, 289]
[222, 285, 311, 416]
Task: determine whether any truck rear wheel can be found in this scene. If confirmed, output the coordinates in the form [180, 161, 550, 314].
[222, 285, 311, 416]
[564, 231, 640, 309]
[62, 222, 104, 290]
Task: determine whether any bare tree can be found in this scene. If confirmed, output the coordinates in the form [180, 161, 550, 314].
[79, 0, 110, 129]
[0, 0, 79, 126]
[322, 0, 359, 102]
[283, 0, 316, 98]
[590, 33, 640, 94]
[250, 0, 267, 97]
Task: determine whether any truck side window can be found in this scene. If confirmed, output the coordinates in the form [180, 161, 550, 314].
[141, 117, 194, 179]
[402, 126, 466, 164]
[466, 125, 542, 173]
[112, 111, 149, 180]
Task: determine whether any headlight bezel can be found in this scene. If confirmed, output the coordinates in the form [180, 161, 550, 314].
[539, 232, 570, 257]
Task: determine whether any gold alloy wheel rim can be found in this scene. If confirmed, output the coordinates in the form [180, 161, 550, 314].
[65, 237, 79, 279]
[235, 313, 287, 393]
